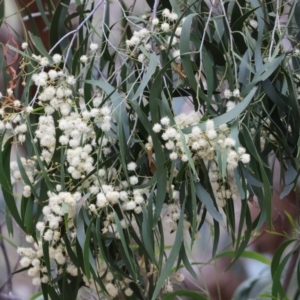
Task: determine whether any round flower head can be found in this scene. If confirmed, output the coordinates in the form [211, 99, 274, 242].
[240, 153, 250, 164]
[129, 176, 139, 185]
[160, 117, 170, 126]
[105, 283, 118, 298]
[48, 70, 58, 80]
[66, 75, 76, 85]
[80, 55, 88, 63]
[170, 152, 178, 160]
[226, 101, 236, 111]
[152, 18, 159, 25]
[14, 100, 21, 107]
[162, 8, 170, 17]
[21, 42, 28, 49]
[90, 42, 99, 52]
[52, 54, 62, 64]
[206, 119, 214, 130]
[161, 22, 170, 32]
[39, 57, 49, 67]
[172, 50, 181, 63]
[125, 288, 133, 296]
[175, 27, 182, 36]
[249, 19, 258, 29]
[127, 162, 137, 171]
[168, 12, 178, 22]
[138, 53, 145, 63]
[233, 89, 240, 97]
[153, 123, 162, 132]
[224, 89, 232, 99]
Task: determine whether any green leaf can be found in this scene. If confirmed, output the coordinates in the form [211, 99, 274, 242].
[0, 232, 17, 248]
[253, 54, 285, 84]
[241, 124, 272, 228]
[76, 210, 97, 279]
[49, 0, 71, 54]
[261, 79, 286, 109]
[24, 195, 35, 233]
[187, 169, 197, 246]
[141, 206, 157, 266]
[162, 290, 207, 300]
[30, 291, 44, 300]
[232, 7, 260, 31]
[179, 130, 198, 179]
[5, 206, 14, 235]
[128, 99, 167, 226]
[0, 135, 24, 230]
[195, 182, 223, 222]
[183, 87, 257, 134]
[151, 200, 186, 300]
[29, 33, 52, 60]
[179, 244, 197, 278]
[132, 54, 157, 102]
[180, 13, 211, 106]
[117, 119, 130, 182]
[180, 13, 198, 92]
[16, 148, 39, 199]
[83, 221, 93, 280]
[216, 250, 271, 265]
[297, 258, 300, 296]
[35, 0, 51, 28]
[26, 119, 55, 193]
[114, 210, 137, 280]
[271, 239, 296, 298]
[84, 80, 130, 139]
[202, 47, 215, 99]
[230, 202, 252, 268]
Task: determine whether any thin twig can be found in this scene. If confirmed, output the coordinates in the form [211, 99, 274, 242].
[50, 0, 104, 55]
[62, 0, 105, 69]
[151, 0, 160, 21]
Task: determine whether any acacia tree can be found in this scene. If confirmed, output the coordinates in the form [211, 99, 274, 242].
[0, 0, 300, 299]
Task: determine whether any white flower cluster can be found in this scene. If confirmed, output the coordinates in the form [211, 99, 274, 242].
[163, 272, 185, 294]
[91, 183, 149, 219]
[31, 53, 62, 67]
[35, 116, 56, 163]
[18, 242, 50, 286]
[17, 189, 82, 285]
[126, 9, 183, 65]
[10, 158, 36, 185]
[0, 108, 30, 143]
[164, 203, 191, 232]
[82, 264, 134, 298]
[17, 179, 146, 291]
[151, 113, 250, 206]
[3, 25, 254, 297]
[208, 162, 239, 207]
[224, 88, 240, 98]
[224, 88, 241, 113]
[126, 28, 151, 55]
[249, 117, 278, 151]
[153, 115, 243, 166]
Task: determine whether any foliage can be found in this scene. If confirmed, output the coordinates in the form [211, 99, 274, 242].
[0, 0, 300, 299]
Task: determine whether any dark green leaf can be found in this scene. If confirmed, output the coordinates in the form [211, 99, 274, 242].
[162, 290, 207, 300]
[195, 182, 223, 222]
